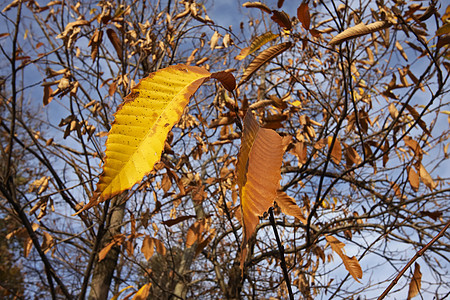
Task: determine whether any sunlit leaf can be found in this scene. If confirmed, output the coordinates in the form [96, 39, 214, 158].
[132, 283, 151, 300]
[236, 112, 290, 247]
[275, 190, 306, 224]
[242, 1, 271, 14]
[436, 22, 450, 36]
[327, 136, 342, 165]
[408, 166, 420, 192]
[110, 286, 134, 300]
[326, 235, 363, 282]
[235, 32, 279, 61]
[92, 65, 211, 204]
[239, 42, 292, 85]
[329, 21, 391, 46]
[407, 263, 422, 299]
[418, 164, 437, 190]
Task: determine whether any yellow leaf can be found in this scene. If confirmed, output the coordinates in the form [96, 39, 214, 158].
[325, 235, 363, 282]
[436, 22, 450, 36]
[329, 21, 391, 46]
[235, 32, 280, 60]
[236, 112, 290, 247]
[239, 42, 292, 85]
[93, 65, 211, 203]
[132, 283, 151, 300]
[110, 286, 134, 300]
[407, 263, 422, 299]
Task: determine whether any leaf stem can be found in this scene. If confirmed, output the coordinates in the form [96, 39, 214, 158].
[268, 207, 294, 300]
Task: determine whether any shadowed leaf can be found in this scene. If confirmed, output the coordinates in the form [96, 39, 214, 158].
[407, 263, 422, 299]
[297, 2, 310, 30]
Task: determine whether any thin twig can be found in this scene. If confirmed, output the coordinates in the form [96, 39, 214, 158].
[378, 220, 450, 300]
[268, 207, 294, 300]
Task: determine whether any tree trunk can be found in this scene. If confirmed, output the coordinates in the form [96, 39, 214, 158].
[88, 197, 125, 300]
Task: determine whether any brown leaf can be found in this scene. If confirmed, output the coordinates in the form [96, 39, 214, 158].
[297, 2, 311, 30]
[271, 10, 292, 30]
[277, 0, 284, 8]
[407, 263, 422, 299]
[43, 85, 53, 106]
[153, 238, 166, 255]
[404, 104, 431, 137]
[141, 235, 154, 260]
[239, 42, 292, 85]
[211, 71, 236, 92]
[162, 215, 196, 227]
[275, 191, 306, 224]
[242, 2, 271, 14]
[395, 41, 408, 61]
[408, 166, 420, 192]
[329, 21, 391, 46]
[106, 28, 123, 60]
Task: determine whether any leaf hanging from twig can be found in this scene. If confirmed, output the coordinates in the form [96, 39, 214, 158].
[407, 263, 422, 299]
[239, 42, 292, 85]
[328, 21, 391, 46]
[325, 235, 363, 282]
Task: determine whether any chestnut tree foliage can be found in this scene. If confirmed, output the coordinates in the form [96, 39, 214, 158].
[0, 0, 449, 299]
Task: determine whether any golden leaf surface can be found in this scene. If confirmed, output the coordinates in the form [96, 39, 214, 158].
[325, 235, 363, 282]
[95, 65, 211, 202]
[236, 112, 289, 247]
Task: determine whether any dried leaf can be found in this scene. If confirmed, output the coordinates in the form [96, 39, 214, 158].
[236, 112, 290, 247]
[43, 85, 53, 106]
[329, 21, 391, 46]
[407, 263, 422, 299]
[436, 22, 450, 36]
[242, 2, 271, 14]
[210, 31, 220, 50]
[328, 136, 342, 165]
[418, 164, 437, 190]
[408, 166, 420, 192]
[275, 191, 306, 224]
[297, 2, 311, 30]
[211, 71, 236, 92]
[271, 10, 292, 30]
[326, 236, 363, 282]
[404, 104, 431, 137]
[141, 235, 154, 260]
[235, 31, 279, 61]
[162, 215, 195, 227]
[239, 42, 292, 85]
[395, 41, 408, 61]
[106, 28, 123, 60]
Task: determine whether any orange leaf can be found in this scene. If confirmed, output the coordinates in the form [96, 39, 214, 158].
[326, 235, 363, 282]
[408, 166, 420, 192]
[275, 191, 306, 224]
[239, 42, 292, 85]
[407, 263, 422, 299]
[236, 112, 290, 247]
[141, 235, 154, 260]
[328, 137, 342, 165]
[297, 2, 311, 30]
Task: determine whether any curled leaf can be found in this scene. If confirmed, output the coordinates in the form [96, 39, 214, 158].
[239, 42, 292, 85]
[242, 1, 271, 14]
[407, 263, 422, 299]
[329, 21, 391, 46]
[235, 32, 279, 61]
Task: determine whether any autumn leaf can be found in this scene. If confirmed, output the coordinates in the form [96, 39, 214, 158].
[407, 263, 422, 299]
[239, 42, 292, 85]
[297, 2, 310, 30]
[325, 235, 363, 282]
[271, 10, 292, 30]
[106, 29, 123, 60]
[91, 65, 211, 205]
[408, 166, 420, 192]
[141, 235, 154, 260]
[235, 32, 279, 61]
[132, 283, 151, 300]
[236, 112, 290, 247]
[327, 136, 342, 165]
[275, 190, 306, 224]
[242, 1, 271, 14]
[329, 21, 391, 46]
[211, 71, 236, 92]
